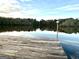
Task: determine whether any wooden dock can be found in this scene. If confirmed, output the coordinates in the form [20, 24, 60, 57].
[0, 35, 67, 59]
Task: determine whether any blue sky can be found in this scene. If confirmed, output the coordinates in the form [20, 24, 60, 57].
[0, 0, 79, 20]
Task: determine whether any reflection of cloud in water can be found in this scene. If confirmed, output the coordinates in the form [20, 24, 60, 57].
[0, 31, 36, 38]
[0, 31, 23, 36]
[0, 30, 79, 41]
[59, 33, 79, 42]
[0, 30, 58, 40]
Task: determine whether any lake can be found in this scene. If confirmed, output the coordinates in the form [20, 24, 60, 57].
[0, 29, 79, 59]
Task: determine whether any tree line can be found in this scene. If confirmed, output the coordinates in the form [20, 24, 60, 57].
[59, 18, 79, 27]
[0, 17, 79, 28]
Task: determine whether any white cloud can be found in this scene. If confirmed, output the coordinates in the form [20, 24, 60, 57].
[0, 0, 41, 19]
[55, 4, 79, 11]
[0, 0, 21, 13]
[0, 0, 78, 20]
[30, 16, 71, 21]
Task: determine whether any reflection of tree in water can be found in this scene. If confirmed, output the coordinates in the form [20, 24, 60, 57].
[59, 27, 79, 34]
[0, 26, 56, 32]
[40, 27, 56, 31]
[0, 26, 79, 34]
[0, 26, 36, 32]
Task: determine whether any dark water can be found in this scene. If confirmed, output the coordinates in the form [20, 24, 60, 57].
[59, 33, 79, 59]
[0, 28, 79, 59]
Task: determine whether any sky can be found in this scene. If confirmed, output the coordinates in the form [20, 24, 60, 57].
[0, 0, 79, 20]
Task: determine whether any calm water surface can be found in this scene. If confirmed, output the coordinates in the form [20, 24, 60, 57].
[0, 29, 79, 59]
[0, 29, 78, 41]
